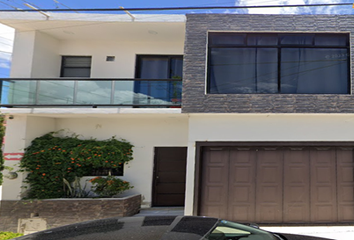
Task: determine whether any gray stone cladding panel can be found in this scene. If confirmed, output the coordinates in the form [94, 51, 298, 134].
[182, 14, 354, 113]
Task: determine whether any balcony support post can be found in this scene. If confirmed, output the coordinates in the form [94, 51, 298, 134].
[111, 80, 115, 104]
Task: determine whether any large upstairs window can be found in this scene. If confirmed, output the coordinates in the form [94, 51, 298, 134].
[207, 32, 350, 94]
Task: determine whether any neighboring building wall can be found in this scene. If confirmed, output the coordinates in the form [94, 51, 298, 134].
[183, 14, 354, 113]
[184, 114, 354, 215]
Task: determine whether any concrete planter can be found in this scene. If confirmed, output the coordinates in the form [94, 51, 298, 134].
[0, 194, 141, 233]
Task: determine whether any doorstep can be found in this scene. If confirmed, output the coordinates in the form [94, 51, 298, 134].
[134, 207, 184, 216]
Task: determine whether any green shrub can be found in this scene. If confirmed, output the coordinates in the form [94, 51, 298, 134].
[89, 176, 133, 197]
[20, 132, 133, 199]
[0, 231, 23, 240]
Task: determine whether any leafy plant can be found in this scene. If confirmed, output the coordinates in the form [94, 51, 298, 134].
[20, 132, 133, 199]
[63, 177, 90, 198]
[0, 231, 23, 240]
[89, 176, 132, 197]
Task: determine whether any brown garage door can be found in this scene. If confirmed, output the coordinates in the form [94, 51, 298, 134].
[199, 146, 354, 224]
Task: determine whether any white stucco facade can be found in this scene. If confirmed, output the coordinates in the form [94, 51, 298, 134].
[2, 112, 189, 206]
[2, 12, 354, 218]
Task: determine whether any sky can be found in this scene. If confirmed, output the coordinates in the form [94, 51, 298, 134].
[0, 0, 353, 77]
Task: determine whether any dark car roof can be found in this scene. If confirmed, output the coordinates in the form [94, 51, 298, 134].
[14, 215, 335, 240]
[14, 216, 219, 240]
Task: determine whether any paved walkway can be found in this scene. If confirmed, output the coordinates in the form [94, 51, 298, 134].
[134, 208, 354, 240]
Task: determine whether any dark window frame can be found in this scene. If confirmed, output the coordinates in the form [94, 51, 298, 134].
[81, 165, 124, 177]
[207, 32, 350, 94]
[135, 55, 183, 79]
[134, 54, 183, 106]
[60, 56, 92, 77]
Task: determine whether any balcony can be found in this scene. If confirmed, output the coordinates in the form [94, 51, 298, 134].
[0, 78, 182, 108]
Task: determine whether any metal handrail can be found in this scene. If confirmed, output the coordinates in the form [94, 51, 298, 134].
[0, 78, 181, 81]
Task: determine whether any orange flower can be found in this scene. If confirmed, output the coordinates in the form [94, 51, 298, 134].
[42, 173, 46, 176]
[71, 158, 75, 160]
[105, 161, 108, 163]
[62, 150, 66, 152]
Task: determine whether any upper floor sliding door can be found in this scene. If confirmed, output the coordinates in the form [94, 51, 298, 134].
[135, 55, 183, 106]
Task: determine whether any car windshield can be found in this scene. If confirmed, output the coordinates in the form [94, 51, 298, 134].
[205, 220, 278, 240]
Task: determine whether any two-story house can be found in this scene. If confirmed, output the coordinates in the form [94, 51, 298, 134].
[1, 12, 354, 225]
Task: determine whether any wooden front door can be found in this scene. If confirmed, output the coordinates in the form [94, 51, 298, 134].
[153, 147, 187, 206]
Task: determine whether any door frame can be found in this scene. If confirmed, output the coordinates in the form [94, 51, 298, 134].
[152, 146, 187, 207]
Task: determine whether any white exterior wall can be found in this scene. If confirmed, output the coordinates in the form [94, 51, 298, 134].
[59, 40, 184, 78]
[10, 33, 184, 79]
[2, 114, 188, 205]
[10, 31, 36, 77]
[54, 116, 188, 206]
[31, 32, 61, 78]
[184, 114, 354, 215]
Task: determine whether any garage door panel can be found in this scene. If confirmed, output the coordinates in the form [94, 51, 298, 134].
[283, 149, 310, 222]
[256, 150, 283, 222]
[314, 205, 335, 222]
[311, 149, 337, 222]
[285, 205, 309, 222]
[199, 148, 229, 218]
[229, 149, 256, 222]
[258, 205, 281, 222]
[208, 167, 226, 183]
[338, 186, 354, 202]
[337, 149, 354, 222]
[338, 205, 354, 221]
[229, 205, 254, 222]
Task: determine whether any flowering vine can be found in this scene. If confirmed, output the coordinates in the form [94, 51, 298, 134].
[20, 132, 133, 199]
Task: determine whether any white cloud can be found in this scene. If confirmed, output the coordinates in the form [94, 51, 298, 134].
[234, 0, 352, 14]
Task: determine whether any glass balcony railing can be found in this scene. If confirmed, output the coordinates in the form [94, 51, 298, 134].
[0, 78, 182, 108]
